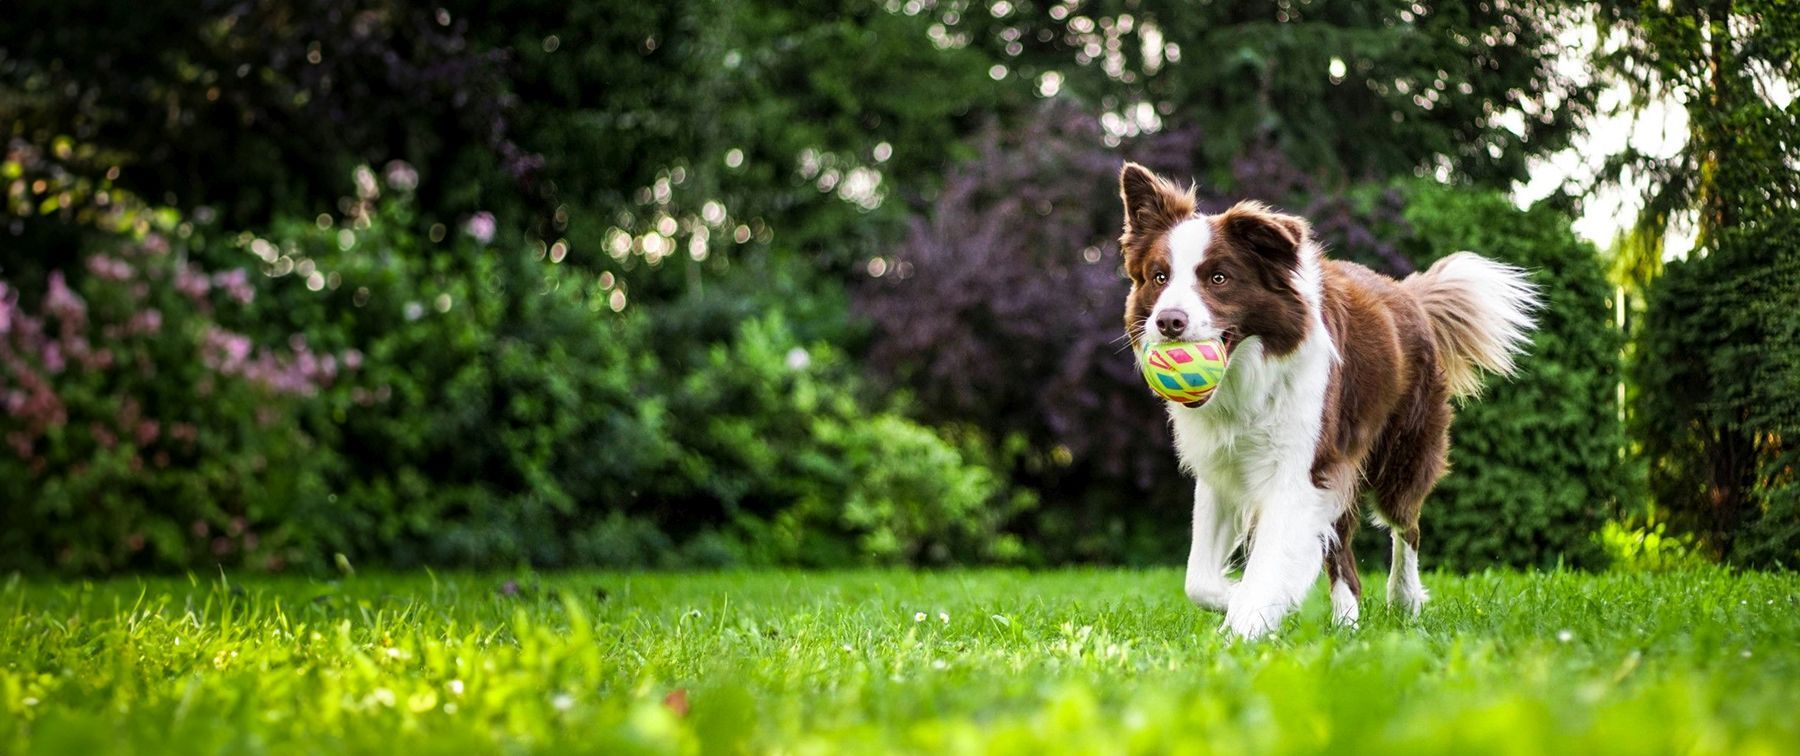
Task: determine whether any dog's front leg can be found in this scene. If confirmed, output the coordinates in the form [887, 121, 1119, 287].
[1223, 474, 1332, 639]
[1184, 479, 1240, 612]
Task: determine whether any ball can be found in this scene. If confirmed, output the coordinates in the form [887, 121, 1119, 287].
[1140, 340, 1229, 406]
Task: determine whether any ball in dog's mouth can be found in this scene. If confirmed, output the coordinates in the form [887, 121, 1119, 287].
[1140, 339, 1230, 406]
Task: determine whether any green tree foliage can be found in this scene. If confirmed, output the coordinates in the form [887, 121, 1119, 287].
[1635, 214, 1800, 568]
[943, 0, 1597, 189]
[1600, 0, 1800, 566]
[1391, 185, 1626, 570]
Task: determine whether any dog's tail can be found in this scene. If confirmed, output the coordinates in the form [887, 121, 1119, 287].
[1401, 252, 1541, 398]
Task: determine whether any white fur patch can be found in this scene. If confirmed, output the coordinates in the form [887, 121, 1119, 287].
[1387, 534, 1429, 616]
[1149, 218, 1213, 343]
[1183, 479, 1241, 612]
[1330, 579, 1360, 626]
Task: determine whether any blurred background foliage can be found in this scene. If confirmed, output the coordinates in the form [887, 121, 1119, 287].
[0, 0, 1792, 572]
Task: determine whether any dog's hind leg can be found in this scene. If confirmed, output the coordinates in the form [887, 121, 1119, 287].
[1370, 400, 1451, 617]
[1324, 509, 1362, 626]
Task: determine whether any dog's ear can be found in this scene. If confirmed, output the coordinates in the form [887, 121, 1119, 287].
[1218, 201, 1310, 271]
[1119, 163, 1195, 236]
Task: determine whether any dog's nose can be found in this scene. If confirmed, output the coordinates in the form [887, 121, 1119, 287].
[1155, 309, 1189, 339]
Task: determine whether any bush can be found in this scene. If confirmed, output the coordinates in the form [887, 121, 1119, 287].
[1392, 185, 1627, 570]
[195, 171, 1032, 569]
[1597, 518, 1708, 573]
[1635, 210, 1800, 569]
[0, 216, 349, 572]
[658, 314, 1031, 566]
[3, 164, 1029, 572]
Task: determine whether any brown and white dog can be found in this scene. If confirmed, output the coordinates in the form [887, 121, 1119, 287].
[1117, 163, 1539, 638]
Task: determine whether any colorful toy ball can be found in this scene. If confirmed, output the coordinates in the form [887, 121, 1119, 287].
[1140, 340, 1229, 406]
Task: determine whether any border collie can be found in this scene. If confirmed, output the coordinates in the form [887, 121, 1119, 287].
[1117, 163, 1539, 638]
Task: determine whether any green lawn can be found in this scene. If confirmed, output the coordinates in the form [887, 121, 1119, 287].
[2, 569, 1795, 754]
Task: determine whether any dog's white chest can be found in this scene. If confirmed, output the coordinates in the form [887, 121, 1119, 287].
[1166, 337, 1333, 510]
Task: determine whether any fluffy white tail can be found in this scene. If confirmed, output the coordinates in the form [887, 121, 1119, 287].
[1402, 252, 1541, 398]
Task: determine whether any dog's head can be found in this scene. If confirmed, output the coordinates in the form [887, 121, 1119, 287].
[1118, 163, 1315, 358]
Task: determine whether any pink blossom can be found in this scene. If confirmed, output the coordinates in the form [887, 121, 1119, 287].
[212, 268, 254, 304]
[82, 347, 113, 371]
[342, 349, 364, 370]
[175, 263, 212, 301]
[170, 423, 198, 444]
[383, 160, 419, 192]
[465, 211, 497, 245]
[0, 282, 13, 335]
[44, 272, 86, 326]
[128, 309, 163, 335]
[42, 342, 65, 373]
[135, 420, 160, 446]
[86, 255, 134, 281]
[354, 165, 381, 200]
[201, 327, 254, 372]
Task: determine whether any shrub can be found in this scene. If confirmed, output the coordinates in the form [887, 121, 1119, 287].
[0, 220, 349, 572]
[1598, 519, 1708, 573]
[1392, 185, 1627, 570]
[658, 314, 1032, 566]
[193, 172, 1025, 569]
[1635, 211, 1800, 569]
[4, 163, 1030, 572]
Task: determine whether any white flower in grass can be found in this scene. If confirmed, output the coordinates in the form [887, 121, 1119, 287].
[448, 679, 465, 696]
[939, 612, 950, 625]
[1556, 630, 1574, 643]
[914, 612, 927, 623]
[552, 693, 575, 712]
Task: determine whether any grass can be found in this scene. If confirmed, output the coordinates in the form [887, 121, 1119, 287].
[1, 568, 1796, 754]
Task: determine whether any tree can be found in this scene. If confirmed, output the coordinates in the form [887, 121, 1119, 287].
[935, 0, 1598, 190]
[1598, 0, 1800, 565]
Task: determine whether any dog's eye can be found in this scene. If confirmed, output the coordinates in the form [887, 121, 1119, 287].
[1209, 273, 1228, 285]
[1153, 272, 1168, 286]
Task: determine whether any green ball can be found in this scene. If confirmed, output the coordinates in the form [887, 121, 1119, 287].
[1141, 340, 1229, 406]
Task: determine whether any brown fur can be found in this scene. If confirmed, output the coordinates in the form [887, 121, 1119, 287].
[1119, 170, 1309, 358]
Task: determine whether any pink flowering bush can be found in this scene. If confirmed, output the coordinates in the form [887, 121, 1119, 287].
[0, 228, 355, 572]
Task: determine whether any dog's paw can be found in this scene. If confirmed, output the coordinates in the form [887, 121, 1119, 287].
[1330, 581, 1361, 628]
[1184, 579, 1235, 613]
[1221, 591, 1284, 639]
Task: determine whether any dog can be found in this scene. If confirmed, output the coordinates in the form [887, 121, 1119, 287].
[1116, 163, 1539, 638]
